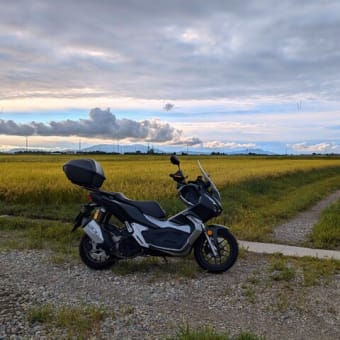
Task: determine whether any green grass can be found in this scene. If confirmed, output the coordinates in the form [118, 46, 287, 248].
[27, 304, 54, 324]
[27, 304, 109, 338]
[269, 254, 296, 282]
[218, 167, 340, 241]
[309, 199, 340, 249]
[268, 253, 339, 286]
[0, 216, 81, 261]
[167, 324, 265, 340]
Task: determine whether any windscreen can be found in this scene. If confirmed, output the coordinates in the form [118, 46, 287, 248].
[197, 161, 221, 202]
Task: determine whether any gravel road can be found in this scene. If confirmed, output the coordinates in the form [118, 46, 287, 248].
[1, 191, 340, 339]
[1, 249, 339, 339]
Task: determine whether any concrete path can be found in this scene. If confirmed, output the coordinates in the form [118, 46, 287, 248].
[239, 240, 340, 260]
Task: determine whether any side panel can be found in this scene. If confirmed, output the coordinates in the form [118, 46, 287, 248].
[142, 228, 189, 249]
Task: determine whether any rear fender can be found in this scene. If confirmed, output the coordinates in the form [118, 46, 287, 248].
[71, 203, 97, 232]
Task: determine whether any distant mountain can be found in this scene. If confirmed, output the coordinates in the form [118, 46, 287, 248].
[81, 144, 274, 155]
[8, 147, 49, 153]
[228, 148, 275, 155]
[8, 147, 74, 154]
[5, 144, 274, 155]
[81, 143, 165, 154]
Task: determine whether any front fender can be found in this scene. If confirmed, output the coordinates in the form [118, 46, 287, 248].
[206, 224, 230, 234]
[205, 224, 231, 244]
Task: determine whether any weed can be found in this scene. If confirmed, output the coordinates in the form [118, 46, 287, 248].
[269, 254, 296, 282]
[27, 304, 53, 324]
[275, 291, 289, 311]
[27, 303, 109, 338]
[246, 270, 261, 285]
[167, 324, 266, 340]
[244, 286, 256, 303]
[118, 304, 135, 316]
[268, 254, 339, 286]
[296, 256, 339, 286]
[112, 256, 199, 279]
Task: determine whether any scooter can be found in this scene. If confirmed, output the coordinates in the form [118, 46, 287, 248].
[63, 155, 238, 273]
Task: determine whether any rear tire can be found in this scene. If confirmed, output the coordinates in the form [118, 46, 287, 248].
[194, 227, 238, 273]
[79, 234, 116, 270]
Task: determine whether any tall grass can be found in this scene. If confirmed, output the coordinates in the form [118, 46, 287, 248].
[310, 200, 340, 249]
[1, 154, 340, 242]
[217, 167, 340, 240]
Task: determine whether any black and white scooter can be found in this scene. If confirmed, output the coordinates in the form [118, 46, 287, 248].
[63, 155, 238, 273]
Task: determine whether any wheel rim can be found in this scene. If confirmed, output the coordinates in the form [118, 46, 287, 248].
[85, 238, 111, 263]
[202, 236, 231, 266]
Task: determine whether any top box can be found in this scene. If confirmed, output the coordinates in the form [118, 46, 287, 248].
[63, 159, 106, 188]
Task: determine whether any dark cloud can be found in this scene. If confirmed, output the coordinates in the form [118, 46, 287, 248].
[0, 108, 184, 142]
[163, 103, 174, 111]
[0, 119, 35, 136]
[1, 1, 340, 102]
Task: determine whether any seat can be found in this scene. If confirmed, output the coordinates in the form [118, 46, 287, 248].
[113, 193, 166, 219]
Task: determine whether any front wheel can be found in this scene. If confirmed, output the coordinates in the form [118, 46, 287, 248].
[194, 226, 238, 273]
[79, 234, 116, 270]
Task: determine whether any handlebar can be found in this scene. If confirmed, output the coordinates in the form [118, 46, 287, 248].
[170, 172, 211, 190]
[169, 170, 186, 183]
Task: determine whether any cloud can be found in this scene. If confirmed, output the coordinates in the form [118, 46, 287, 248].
[173, 136, 203, 146]
[1, 0, 340, 107]
[163, 103, 174, 111]
[0, 119, 35, 136]
[204, 141, 256, 149]
[0, 108, 185, 142]
[290, 142, 340, 154]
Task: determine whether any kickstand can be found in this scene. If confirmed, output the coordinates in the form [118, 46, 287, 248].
[162, 256, 168, 264]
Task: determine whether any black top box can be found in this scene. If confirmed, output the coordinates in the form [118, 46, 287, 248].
[63, 159, 106, 188]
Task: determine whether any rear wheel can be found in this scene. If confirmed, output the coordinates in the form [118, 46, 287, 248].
[194, 227, 238, 273]
[79, 234, 116, 270]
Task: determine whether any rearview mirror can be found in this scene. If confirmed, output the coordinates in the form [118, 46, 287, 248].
[170, 154, 180, 166]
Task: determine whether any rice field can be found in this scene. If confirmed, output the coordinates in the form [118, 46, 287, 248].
[1, 154, 340, 242]
[1, 154, 340, 203]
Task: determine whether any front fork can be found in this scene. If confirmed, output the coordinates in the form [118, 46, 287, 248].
[202, 225, 219, 257]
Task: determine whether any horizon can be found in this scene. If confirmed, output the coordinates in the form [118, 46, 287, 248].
[2, 140, 339, 156]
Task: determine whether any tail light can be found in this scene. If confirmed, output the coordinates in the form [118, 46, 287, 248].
[86, 192, 92, 202]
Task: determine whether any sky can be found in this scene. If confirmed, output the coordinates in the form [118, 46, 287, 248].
[1, 0, 340, 154]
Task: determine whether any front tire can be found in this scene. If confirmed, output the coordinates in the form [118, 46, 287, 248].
[79, 234, 116, 270]
[194, 227, 238, 273]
